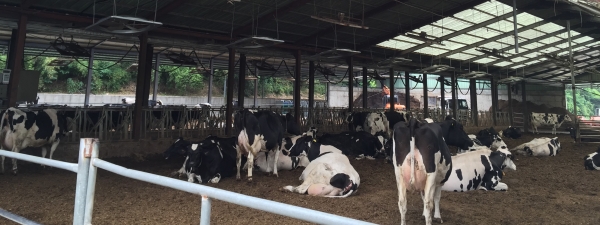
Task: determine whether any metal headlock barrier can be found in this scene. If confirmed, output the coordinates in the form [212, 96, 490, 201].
[0, 138, 376, 225]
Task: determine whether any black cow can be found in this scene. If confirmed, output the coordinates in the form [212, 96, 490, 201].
[384, 111, 407, 129]
[584, 147, 600, 171]
[317, 131, 384, 159]
[234, 109, 284, 181]
[185, 135, 245, 183]
[502, 126, 522, 139]
[279, 113, 302, 135]
[437, 116, 473, 150]
[163, 137, 192, 177]
[0, 107, 72, 174]
[392, 118, 453, 224]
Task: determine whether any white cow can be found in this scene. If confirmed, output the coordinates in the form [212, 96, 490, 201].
[441, 149, 516, 193]
[530, 112, 572, 134]
[513, 137, 561, 156]
[254, 151, 309, 172]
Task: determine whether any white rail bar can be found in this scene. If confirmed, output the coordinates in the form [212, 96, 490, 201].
[0, 208, 41, 225]
[0, 150, 78, 173]
[92, 158, 375, 225]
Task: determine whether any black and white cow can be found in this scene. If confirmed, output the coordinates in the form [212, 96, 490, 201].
[384, 111, 407, 129]
[441, 148, 516, 193]
[279, 113, 302, 135]
[346, 111, 390, 140]
[283, 135, 358, 197]
[254, 151, 310, 173]
[317, 131, 385, 160]
[530, 112, 573, 134]
[437, 116, 474, 151]
[584, 147, 600, 170]
[0, 107, 71, 174]
[502, 126, 522, 139]
[462, 127, 508, 153]
[185, 136, 243, 183]
[513, 137, 561, 156]
[234, 109, 284, 181]
[163, 137, 192, 177]
[392, 119, 452, 225]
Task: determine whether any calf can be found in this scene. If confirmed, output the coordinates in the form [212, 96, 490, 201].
[441, 149, 516, 193]
[0, 108, 70, 174]
[254, 151, 310, 173]
[283, 135, 358, 197]
[392, 119, 452, 225]
[513, 137, 561, 156]
[502, 126, 522, 139]
[584, 147, 600, 170]
[530, 112, 572, 134]
[234, 109, 284, 181]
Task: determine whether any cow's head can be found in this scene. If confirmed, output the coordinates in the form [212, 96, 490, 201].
[502, 126, 522, 139]
[286, 135, 314, 158]
[559, 114, 573, 123]
[441, 118, 473, 150]
[305, 127, 318, 138]
[185, 140, 223, 184]
[551, 137, 561, 153]
[373, 131, 386, 154]
[489, 150, 516, 171]
[163, 137, 190, 160]
[330, 173, 358, 197]
[365, 112, 390, 138]
[495, 148, 516, 171]
[584, 147, 600, 170]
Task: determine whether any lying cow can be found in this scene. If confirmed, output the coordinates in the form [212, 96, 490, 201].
[283, 135, 358, 197]
[163, 137, 192, 177]
[234, 109, 284, 181]
[392, 119, 452, 225]
[185, 136, 243, 183]
[584, 147, 600, 170]
[502, 126, 522, 139]
[279, 113, 302, 135]
[317, 131, 384, 160]
[437, 116, 474, 151]
[530, 112, 572, 134]
[0, 107, 70, 174]
[346, 111, 390, 140]
[462, 127, 508, 153]
[441, 148, 516, 193]
[254, 151, 310, 173]
[513, 137, 561, 156]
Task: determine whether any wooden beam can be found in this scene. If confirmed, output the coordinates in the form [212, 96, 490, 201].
[233, 0, 312, 37]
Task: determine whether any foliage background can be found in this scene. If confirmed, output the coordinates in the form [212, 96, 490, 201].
[566, 87, 600, 117]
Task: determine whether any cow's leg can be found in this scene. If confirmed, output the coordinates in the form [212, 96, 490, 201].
[422, 173, 436, 225]
[494, 182, 508, 191]
[48, 141, 59, 160]
[396, 175, 407, 225]
[40, 147, 48, 168]
[272, 147, 281, 177]
[236, 150, 242, 181]
[247, 152, 255, 182]
[433, 185, 443, 223]
[552, 125, 557, 135]
[283, 181, 312, 194]
[11, 146, 20, 175]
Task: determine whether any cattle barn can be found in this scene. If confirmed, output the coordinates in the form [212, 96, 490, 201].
[1, 0, 600, 224]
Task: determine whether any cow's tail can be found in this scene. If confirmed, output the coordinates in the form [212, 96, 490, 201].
[408, 118, 418, 186]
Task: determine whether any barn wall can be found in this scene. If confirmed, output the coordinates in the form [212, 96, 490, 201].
[499, 83, 566, 109]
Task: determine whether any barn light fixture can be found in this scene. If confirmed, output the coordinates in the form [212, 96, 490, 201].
[47, 58, 74, 67]
[497, 76, 524, 84]
[85, 16, 162, 35]
[50, 37, 91, 57]
[459, 71, 491, 79]
[307, 48, 361, 60]
[310, 12, 369, 29]
[407, 75, 423, 83]
[475, 47, 512, 61]
[419, 64, 454, 74]
[403, 31, 444, 46]
[315, 64, 337, 76]
[377, 57, 412, 68]
[225, 36, 284, 49]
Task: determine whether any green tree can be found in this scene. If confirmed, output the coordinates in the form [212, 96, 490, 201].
[566, 87, 600, 117]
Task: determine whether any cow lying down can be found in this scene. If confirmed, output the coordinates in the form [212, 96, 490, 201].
[441, 148, 516, 193]
[253, 151, 310, 173]
[584, 147, 600, 170]
[512, 137, 561, 156]
[283, 135, 359, 198]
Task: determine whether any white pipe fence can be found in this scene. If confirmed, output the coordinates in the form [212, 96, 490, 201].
[0, 138, 376, 225]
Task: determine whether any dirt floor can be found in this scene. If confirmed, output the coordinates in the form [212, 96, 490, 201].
[1, 132, 600, 225]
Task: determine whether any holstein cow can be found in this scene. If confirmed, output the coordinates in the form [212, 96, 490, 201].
[254, 151, 310, 173]
[530, 112, 572, 134]
[513, 137, 561, 156]
[346, 111, 391, 140]
[462, 127, 508, 153]
[0, 107, 70, 174]
[502, 126, 522, 139]
[317, 131, 385, 160]
[283, 135, 358, 197]
[437, 116, 474, 151]
[234, 109, 284, 181]
[384, 111, 407, 129]
[163, 137, 192, 177]
[392, 119, 452, 225]
[185, 136, 243, 183]
[441, 148, 516, 193]
[584, 147, 600, 170]
[279, 113, 302, 135]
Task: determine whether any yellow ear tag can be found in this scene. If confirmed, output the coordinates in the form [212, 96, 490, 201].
[503, 171, 506, 176]
[313, 139, 317, 142]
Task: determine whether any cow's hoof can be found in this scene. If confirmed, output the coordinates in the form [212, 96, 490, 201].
[11, 170, 17, 176]
[247, 177, 253, 182]
[272, 173, 279, 178]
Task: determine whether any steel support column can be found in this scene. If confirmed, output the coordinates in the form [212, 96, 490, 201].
[142, 44, 153, 104]
[7, 15, 27, 107]
[470, 79, 478, 126]
[208, 58, 213, 104]
[423, 73, 429, 118]
[254, 68, 258, 107]
[522, 81, 528, 132]
[237, 54, 246, 108]
[133, 33, 150, 140]
[294, 51, 301, 125]
[225, 48, 235, 135]
[347, 57, 354, 111]
[440, 77, 445, 118]
[567, 20, 578, 141]
[405, 71, 410, 110]
[84, 48, 94, 106]
[512, 0, 519, 53]
[152, 53, 160, 101]
[389, 68, 395, 112]
[491, 76, 498, 126]
[309, 61, 315, 124]
[451, 73, 458, 118]
[362, 67, 368, 109]
[508, 83, 513, 126]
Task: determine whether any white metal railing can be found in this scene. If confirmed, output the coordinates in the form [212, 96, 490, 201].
[0, 138, 376, 225]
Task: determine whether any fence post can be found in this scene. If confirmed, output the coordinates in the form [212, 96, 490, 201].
[73, 138, 93, 225]
[200, 195, 212, 225]
[84, 139, 100, 225]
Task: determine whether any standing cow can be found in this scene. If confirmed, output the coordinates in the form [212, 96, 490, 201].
[584, 147, 600, 170]
[0, 108, 70, 174]
[392, 119, 452, 225]
[234, 109, 284, 181]
[530, 112, 572, 134]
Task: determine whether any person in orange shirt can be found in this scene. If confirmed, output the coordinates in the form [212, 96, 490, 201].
[382, 85, 390, 96]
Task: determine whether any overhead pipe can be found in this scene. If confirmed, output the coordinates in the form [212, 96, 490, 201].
[513, 0, 519, 53]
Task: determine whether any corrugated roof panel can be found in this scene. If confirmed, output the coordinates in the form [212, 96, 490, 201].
[454, 8, 494, 24]
[519, 29, 544, 39]
[542, 47, 561, 52]
[536, 35, 564, 45]
[573, 46, 589, 51]
[480, 41, 512, 50]
[534, 23, 564, 33]
[414, 47, 448, 55]
[512, 56, 529, 63]
[525, 60, 542, 65]
[486, 20, 522, 33]
[511, 64, 526, 69]
[473, 57, 496, 64]
[506, 12, 540, 26]
[494, 61, 512, 67]
[441, 41, 466, 51]
[392, 35, 425, 44]
[434, 17, 473, 31]
[446, 53, 476, 60]
[467, 27, 500, 39]
[448, 34, 484, 44]
[573, 36, 594, 43]
[523, 52, 542, 58]
[474, 1, 513, 16]
[553, 42, 570, 49]
[377, 40, 418, 50]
